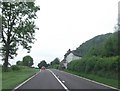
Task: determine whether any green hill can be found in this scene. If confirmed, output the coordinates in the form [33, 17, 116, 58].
[73, 31, 119, 57]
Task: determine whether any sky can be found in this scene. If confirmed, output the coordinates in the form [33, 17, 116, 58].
[0, 0, 119, 67]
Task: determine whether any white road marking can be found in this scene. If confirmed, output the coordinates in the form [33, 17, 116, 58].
[58, 69, 119, 90]
[62, 80, 65, 83]
[12, 71, 40, 91]
[48, 69, 69, 91]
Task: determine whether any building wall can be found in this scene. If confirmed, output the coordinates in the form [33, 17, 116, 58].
[63, 62, 67, 69]
[66, 53, 73, 63]
[65, 53, 81, 68]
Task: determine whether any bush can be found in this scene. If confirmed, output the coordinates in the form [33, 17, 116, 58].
[53, 64, 60, 69]
[11, 65, 20, 71]
[67, 56, 119, 79]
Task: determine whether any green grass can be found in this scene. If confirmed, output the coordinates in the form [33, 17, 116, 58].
[0, 66, 2, 90]
[65, 69, 119, 88]
[2, 66, 39, 89]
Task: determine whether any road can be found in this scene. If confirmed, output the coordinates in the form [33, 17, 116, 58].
[14, 69, 118, 91]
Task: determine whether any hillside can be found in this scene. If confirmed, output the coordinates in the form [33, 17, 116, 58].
[73, 31, 119, 57]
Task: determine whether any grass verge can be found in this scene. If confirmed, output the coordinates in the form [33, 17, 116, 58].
[2, 66, 39, 89]
[0, 66, 2, 90]
[64, 69, 119, 88]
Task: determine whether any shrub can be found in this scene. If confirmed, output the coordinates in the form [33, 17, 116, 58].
[53, 64, 59, 69]
[11, 65, 20, 71]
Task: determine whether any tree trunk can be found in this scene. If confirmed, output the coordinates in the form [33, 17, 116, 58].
[3, 44, 9, 72]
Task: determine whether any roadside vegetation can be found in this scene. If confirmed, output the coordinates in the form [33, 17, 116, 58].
[1, 55, 39, 90]
[49, 58, 60, 69]
[0, 65, 2, 91]
[2, 66, 39, 90]
[66, 56, 119, 88]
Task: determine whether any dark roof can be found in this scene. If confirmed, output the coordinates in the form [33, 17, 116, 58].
[72, 50, 82, 57]
[61, 58, 66, 63]
[64, 49, 82, 58]
[64, 49, 72, 58]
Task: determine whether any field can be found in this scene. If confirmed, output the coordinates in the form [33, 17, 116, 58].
[0, 66, 2, 91]
[2, 66, 39, 90]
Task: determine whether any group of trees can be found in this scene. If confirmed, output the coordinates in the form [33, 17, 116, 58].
[38, 60, 48, 69]
[16, 55, 34, 67]
[37, 58, 60, 69]
[0, 1, 40, 71]
[50, 58, 60, 69]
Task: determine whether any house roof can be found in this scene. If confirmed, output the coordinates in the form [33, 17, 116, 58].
[60, 49, 82, 65]
[64, 49, 71, 58]
[64, 49, 82, 58]
[72, 50, 81, 57]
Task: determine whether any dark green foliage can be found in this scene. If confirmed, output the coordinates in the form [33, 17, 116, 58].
[50, 58, 60, 65]
[16, 61, 23, 65]
[11, 65, 20, 71]
[104, 32, 119, 56]
[67, 56, 119, 80]
[0, 1, 40, 70]
[53, 64, 60, 69]
[74, 31, 119, 57]
[74, 33, 112, 57]
[22, 55, 34, 67]
[38, 60, 48, 69]
[49, 58, 60, 68]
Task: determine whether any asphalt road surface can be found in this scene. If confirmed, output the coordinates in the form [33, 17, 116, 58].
[14, 69, 118, 91]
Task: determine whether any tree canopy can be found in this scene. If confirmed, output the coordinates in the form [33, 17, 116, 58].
[50, 58, 60, 65]
[22, 55, 34, 67]
[38, 60, 48, 69]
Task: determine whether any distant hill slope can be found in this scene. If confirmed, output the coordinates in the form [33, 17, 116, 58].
[73, 31, 119, 57]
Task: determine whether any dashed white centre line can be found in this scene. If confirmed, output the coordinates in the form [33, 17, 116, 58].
[48, 69, 69, 91]
[62, 80, 65, 83]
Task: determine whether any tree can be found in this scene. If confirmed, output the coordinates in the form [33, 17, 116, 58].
[16, 60, 23, 65]
[38, 60, 48, 69]
[104, 32, 118, 57]
[0, 1, 40, 71]
[50, 58, 60, 65]
[50, 58, 60, 69]
[22, 55, 34, 67]
[0, 15, 1, 40]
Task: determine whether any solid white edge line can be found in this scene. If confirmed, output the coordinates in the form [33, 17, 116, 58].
[48, 69, 69, 91]
[12, 71, 40, 91]
[58, 69, 119, 90]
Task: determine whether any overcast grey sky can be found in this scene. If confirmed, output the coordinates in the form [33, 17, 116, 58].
[0, 0, 119, 67]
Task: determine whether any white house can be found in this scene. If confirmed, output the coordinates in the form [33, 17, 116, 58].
[61, 49, 81, 69]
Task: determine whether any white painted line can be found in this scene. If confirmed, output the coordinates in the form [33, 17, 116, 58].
[12, 71, 40, 91]
[62, 80, 65, 83]
[60, 70, 119, 90]
[48, 69, 69, 91]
